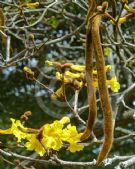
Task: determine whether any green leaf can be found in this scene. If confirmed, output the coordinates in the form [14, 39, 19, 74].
[47, 16, 59, 29]
[104, 47, 111, 57]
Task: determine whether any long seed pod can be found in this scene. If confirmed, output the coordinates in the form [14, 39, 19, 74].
[0, 8, 4, 31]
[91, 2, 113, 165]
[80, 0, 97, 141]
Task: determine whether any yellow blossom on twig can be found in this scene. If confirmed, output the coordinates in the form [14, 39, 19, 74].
[56, 72, 72, 83]
[124, 4, 130, 11]
[67, 143, 84, 153]
[65, 71, 83, 79]
[107, 76, 120, 92]
[51, 85, 64, 100]
[56, 72, 62, 80]
[0, 116, 84, 156]
[70, 65, 85, 72]
[23, 67, 35, 80]
[0, 118, 28, 142]
[25, 134, 45, 156]
[62, 124, 84, 152]
[21, 2, 39, 8]
[45, 60, 54, 66]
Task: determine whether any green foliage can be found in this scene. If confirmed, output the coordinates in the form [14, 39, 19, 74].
[104, 47, 111, 57]
[47, 16, 59, 29]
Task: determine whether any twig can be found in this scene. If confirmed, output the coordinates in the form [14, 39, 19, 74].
[73, 90, 86, 125]
[52, 154, 96, 166]
[6, 36, 11, 62]
[115, 156, 135, 169]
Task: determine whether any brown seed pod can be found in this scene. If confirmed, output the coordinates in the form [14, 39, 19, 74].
[0, 8, 4, 31]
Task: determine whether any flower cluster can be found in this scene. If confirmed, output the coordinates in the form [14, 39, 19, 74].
[0, 117, 84, 156]
[110, 1, 135, 25]
[45, 60, 120, 99]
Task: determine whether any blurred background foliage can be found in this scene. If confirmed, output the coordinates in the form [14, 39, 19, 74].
[0, 0, 135, 168]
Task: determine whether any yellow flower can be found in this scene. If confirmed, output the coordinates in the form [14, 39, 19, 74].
[10, 118, 28, 142]
[62, 124, 84, 152]
[60, 116, 70, 124]
[65, 71, 82, 79]
[25, 134, 45, 156]
[21, 2, 39, 8]
[45, 60, 54, 66]
[93, 78, 98, 88]
[110, 17, 127, 25]
[23, 66, 32, 73]
[45, 60, 61, 67]
[0, 116, 84, 155]
[67, 143, 84, 153]
[56, 72, 72, 83]
[105, 65, 112, 72]
[107, 76, 120, 92]
[85, 78, 98, 88]
[118, 17, 127, 24]
[70, 65, 85, 72]
[51, 85, 64, 100]
[71, 64, 111, 74]
[42, 118, 69, 151]
[23, 67, 34, 80]
[74, 80, 83, 89]
[0, 119, 28, 143]
[110, 19, 116, 25]
[25, 117, 70, 156]
[43, 122, 63, 137]
[62, 124, 81, 142]
[43, 117, 70, 137]
[42, 136, 62, 151]
[0, 128, 12, 135]
[56, 72, 62, 80]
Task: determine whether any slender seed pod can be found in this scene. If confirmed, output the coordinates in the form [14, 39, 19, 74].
[91, 3, 113, 165]
[80, 0, 97, 141]
[81, 1, 113, 164]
